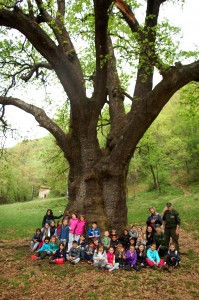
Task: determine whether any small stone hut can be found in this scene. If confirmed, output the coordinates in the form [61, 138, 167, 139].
[39, 186, 51, 198]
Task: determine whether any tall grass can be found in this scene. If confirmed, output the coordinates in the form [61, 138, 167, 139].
[0, 184, 198, 239]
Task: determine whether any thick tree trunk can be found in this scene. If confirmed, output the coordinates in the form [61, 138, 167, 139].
[67, 170, 128, 232]
[66, 134, 128, 232]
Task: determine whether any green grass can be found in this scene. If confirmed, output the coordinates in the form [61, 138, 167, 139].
[0, 183, 199, 239]
[127, 184, 199, 231]
[0, 197, 66, 239]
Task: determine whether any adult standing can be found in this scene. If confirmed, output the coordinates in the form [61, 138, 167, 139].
[42, 209, 63, 228]
[162, 202, 180, 251]
[146, 206, 162, 232]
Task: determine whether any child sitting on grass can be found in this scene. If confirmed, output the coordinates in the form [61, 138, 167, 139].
[93, 244, 107, 269]
[146, 243, 164, 269]
[115, 243, 126, 269]
[67, 240, 81, 264]
[49, 235, 59, 256]
[84, 241, 95, 264]
[106, 247, 119, 272]
[125, 245, 140, 271]
[164, 242, 180, 269]
[136, 243, 147, 268]
[30, 228, 42, 252]
[78, 235, 87, 260]
[34, 236, 51, 259]
[49, 242, 66, 264]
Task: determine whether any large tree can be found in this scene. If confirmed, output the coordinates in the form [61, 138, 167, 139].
[0, 0, 199, 230]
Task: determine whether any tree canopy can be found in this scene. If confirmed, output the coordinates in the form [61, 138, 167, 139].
[0, 0, 199, 229]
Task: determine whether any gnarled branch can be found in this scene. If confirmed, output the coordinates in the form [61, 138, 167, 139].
[20, 62, 53, 82]
[0, 96, 71, 159]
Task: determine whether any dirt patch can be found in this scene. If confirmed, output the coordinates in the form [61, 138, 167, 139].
[0, 231, 198, 300]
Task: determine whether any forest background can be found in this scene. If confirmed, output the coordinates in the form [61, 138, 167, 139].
[0, 82, 198, 205]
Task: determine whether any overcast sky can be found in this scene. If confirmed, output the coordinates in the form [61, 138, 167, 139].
[2, 0, 199, 148]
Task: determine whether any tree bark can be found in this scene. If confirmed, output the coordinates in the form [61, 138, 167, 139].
[67, 140, 128, 231]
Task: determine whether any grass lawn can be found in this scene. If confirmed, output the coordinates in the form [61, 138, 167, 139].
[0, 197, 66, 239]
[0, 184, 199, 300]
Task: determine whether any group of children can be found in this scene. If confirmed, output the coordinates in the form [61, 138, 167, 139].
[30, 209, 180, 272]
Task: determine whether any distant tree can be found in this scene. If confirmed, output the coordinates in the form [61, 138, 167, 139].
[0, 1, 199, 229]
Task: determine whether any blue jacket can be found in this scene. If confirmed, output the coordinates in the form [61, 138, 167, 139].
[38, 242, 51, 252]
[146, 248, 160, 264]
[49, 242, 59, 252]
[87, 228, 101, 242]
[59, 225, 69, 240]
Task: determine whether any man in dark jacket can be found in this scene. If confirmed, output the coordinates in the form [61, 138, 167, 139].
[146, 206, 162, 233]
[162, 202, 180, 251]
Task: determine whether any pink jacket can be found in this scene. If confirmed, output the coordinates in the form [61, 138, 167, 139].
[75, 220, 86, 235]
[69, 218, 78, 233]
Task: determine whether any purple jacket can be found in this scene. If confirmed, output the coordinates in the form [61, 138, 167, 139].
[75, 220, 86, 235]
[125, 250, 137, 266]
[69, 218, 78, 233]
